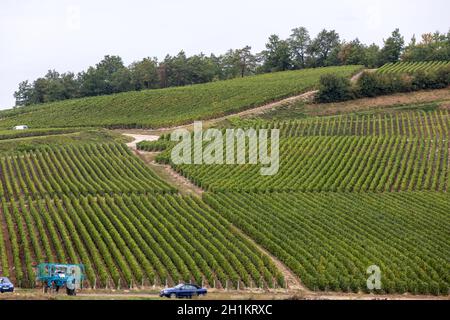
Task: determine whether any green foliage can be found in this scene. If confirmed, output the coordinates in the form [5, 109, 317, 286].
[317, 62, 450, 103]
[260, 35, 293, 72]
[0, 128, 81, 140]
[307, 29, 340, 67]
[170, 135, 449, 193]
[379, 28, 405, 65]
[137, 140, 174, 152]
[316, 74, 354, 103]
[0, 143, 174, 199]
[0, 194, 280, 289]
[205, 192, 450, 295]
[1, 66, 361, 129]
[402, 31, 450, 62]
[231, 109, 450, 138]
[0, 142, 280, 289]
[377, 61, 450, 75]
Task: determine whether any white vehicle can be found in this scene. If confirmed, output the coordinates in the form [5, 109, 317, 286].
[13, 125, 29, 130]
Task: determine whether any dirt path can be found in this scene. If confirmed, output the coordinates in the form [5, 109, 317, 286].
[124, 134, 306, 286]
[117, 70, 369, 137]
[122, 134, 159, 150]
[229, 225, 306, 292]
[222, 90, 318, 119]
[6, 288, 448, 300]
[132, 148, 204, 196]
[350, 69, 376, 82]
[115, 90, 320, 137]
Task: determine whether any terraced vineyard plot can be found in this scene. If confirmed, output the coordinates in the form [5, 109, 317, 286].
[0, 143, 175, 199]
[377, 61, 450, 74]
[168, 136, 449, 192]
[0, 194, 282, 289]
[0, 66, 361, 129]
[231, 109, 450, 138]
[0, 128, 83, 141]
[205, 192, 450, 295]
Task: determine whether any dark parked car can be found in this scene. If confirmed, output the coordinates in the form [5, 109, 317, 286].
[0, 277, 14, 293]
[160, 284, 207, 298]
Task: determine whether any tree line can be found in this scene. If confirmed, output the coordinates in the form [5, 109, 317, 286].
[14, 27, 450, 106]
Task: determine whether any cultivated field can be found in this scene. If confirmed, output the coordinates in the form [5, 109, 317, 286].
[377, 61, 450, 74]
[0, 193, 282, 289]
[0, 66, 448, 299]
[230, 109, 450, 137]
[205, 192, 450, 295]
[160, 134, 449, 192]
[0, 66, 361, 129]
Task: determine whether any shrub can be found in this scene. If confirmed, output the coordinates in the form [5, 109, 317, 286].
[356, 72, 380, 97]
[320, 64, 449, 103]
[411, 66, 450, 90]
[316, 74, 354, 103]
[356, 72, 412, 98]
[435, 65, 450, 87]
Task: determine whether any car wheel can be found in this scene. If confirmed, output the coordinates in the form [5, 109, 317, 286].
[170, 293, 176, 299]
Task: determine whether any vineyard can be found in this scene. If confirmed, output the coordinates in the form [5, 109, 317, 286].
[229, 109, 450, 138]
[165, 135, 449, 192]
[0, 62, 448, 298]
[0, 66, 361, 129]
[377, 61, 450, 74]
[0, 193, 282, 289]
[204, 192, 450, 295]
[131, 85, 450, 296]
[0, 143, 175, 199]
[0, 128, 83, 141]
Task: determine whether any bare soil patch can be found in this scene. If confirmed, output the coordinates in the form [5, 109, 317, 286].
[133, 149, 203, 196]
[3, 288, 448, 300]
[229, 225, 307, 292]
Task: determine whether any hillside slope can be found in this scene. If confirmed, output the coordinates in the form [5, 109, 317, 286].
[0, 66, 361, 129]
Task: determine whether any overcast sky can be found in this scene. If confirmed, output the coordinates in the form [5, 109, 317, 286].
[0, 0, 449, 109]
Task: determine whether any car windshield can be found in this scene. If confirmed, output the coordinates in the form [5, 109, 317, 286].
[174, 284, 184, 289]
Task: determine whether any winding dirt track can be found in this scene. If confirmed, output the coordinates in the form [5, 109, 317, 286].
[123, 134, 159, 149]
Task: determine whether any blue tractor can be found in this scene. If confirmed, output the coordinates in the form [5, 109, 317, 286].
[36, 263, 85, 296]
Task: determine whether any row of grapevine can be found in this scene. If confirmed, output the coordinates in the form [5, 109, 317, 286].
[172, 136, 449, 192]
[0, 194, 282, 289]
[229, 109, 450, 138]
[377, 61, 450, 74]
[137, 140, 174, 152]
[0, 143, 175, 199]
[0, 128, 82, 141]
[0, 205, 9, 277]
[204, 191, 450, 295]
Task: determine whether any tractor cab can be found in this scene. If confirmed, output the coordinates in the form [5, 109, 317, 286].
[36, 263, 85, 296]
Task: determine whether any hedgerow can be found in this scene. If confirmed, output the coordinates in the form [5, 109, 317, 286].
[316, 62, 450, 103]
